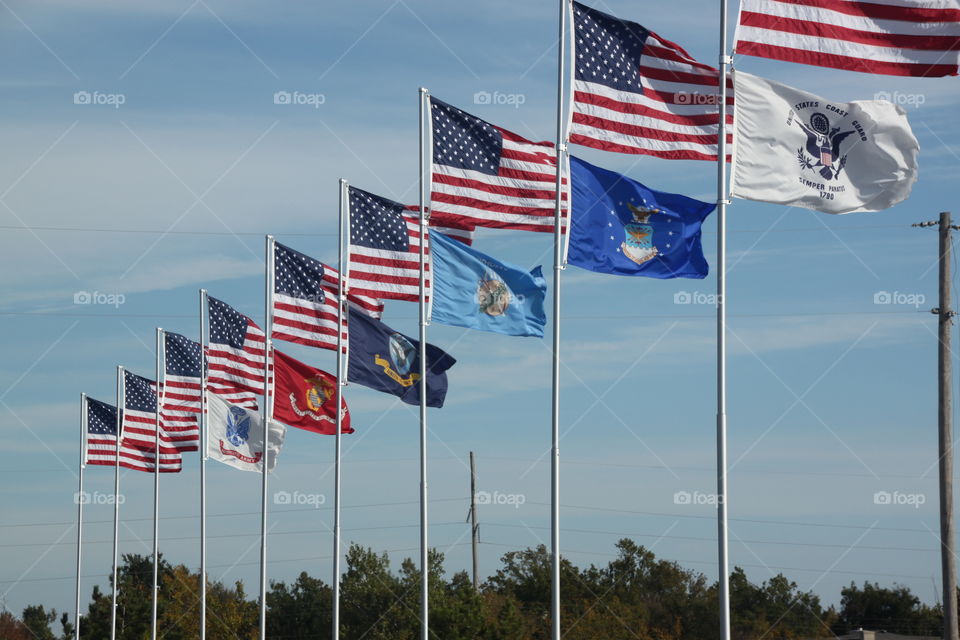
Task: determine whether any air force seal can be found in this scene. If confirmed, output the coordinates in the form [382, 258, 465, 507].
[621, 203, 660, 266]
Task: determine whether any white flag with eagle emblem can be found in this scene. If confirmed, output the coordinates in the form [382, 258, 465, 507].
[207, 392, 286, 472]
[731, 71, 919, 214]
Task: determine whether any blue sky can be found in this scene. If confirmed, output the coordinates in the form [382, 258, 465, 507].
[1, 0, 959, 624]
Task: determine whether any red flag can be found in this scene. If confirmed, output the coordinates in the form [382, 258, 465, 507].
[272, 349, 352, 435]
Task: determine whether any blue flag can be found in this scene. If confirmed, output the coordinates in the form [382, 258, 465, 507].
[347, 309, 456, 408]
[568, 156, 714, 278]
[430, 231, 547, 338]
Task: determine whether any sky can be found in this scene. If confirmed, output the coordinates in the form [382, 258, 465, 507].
[1, 0, 960, 627]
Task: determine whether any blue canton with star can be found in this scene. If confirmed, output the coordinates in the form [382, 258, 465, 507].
[208, 296, 250, 350]
[349, 186, 410, 252]
[430, 97, 503, 176]
[275, 242, 325, 302]
[573, 1, 648, 94]
[164, 331, 203, 378]
[124, 370, 157, 413]
[87, 397, 118, 435]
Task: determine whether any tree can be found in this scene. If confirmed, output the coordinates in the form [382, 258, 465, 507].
[836, 581, 941, 636]
[266, 571, 332, 639]
[20, 605, 56, 640]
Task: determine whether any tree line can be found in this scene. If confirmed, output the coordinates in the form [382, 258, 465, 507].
[0, 539, 946, 639]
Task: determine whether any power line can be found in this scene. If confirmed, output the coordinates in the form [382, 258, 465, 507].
[0, 497, 469, 529]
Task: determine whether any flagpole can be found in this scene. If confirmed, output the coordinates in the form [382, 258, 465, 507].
[418, 85, 430, 640]
[110, 366, 124, 640]
[151, 328, 163, 640]
[333, 179, 347, 640]
[199, 289, 208, 640]
[260, 235, 275, 639]
[716, 0, 732, 639]
[75, 392, 86, 640]
[550, 2, 567, 639]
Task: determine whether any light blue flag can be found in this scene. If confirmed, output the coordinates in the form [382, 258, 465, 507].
[430, 231, 547, 338]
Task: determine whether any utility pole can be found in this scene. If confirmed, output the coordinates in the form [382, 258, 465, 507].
[467, 451, 479, 590]
[915, 212, 958, 640]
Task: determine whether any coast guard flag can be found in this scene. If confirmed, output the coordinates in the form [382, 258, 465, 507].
[568, 156, 713, 278]
[206, 392, 285, 472]
[430, 231, 547, 337]
[732, 71, 919, 214]
[347, 308, 455, 408]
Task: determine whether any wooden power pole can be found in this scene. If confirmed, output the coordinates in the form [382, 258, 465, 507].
[917, 212, 958, 640]
[468, 452, 479, 590]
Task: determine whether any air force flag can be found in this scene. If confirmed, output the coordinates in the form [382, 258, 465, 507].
[430, 231, 547, 338]
[347, 309, 456, 408]
[568, 156, 714, 278]
[207, 392, 286, 472]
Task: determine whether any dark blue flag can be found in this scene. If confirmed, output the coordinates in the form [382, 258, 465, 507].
[568, 156, 714, 278]
[347, 309, 455, 408]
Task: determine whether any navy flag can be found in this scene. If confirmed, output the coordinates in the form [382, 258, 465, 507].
[568, 155, 714, 278]
[347, 308, 455, 408]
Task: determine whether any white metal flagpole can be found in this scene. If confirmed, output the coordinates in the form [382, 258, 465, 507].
[551, 2, 568, 639]
[110, 366, 124, 640]
[151, 328, 163, 640]
[418, 85, 430, 640]
[199, 289, 208, 640]
[333, 179, 348, 640]
[716, 0, 732, 639]
[75, 393, 86, 640]
[260, 235, 275, 639]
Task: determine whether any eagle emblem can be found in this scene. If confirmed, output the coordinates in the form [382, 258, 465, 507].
[795, 112, 856, 181]
[225, 406, 250, 447]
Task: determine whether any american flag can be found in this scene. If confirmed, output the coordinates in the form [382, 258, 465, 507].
[348, 186, 428, 302]
[160, 331, 202, 452]
[85, 394, 183, 473]
[122, 370, 183, 455]
[272, 242, 384, 351]
[569, 1, 731, 161]
[736, 0, 960, 78]
[430, 97, 565, 233]
[84, 396, 121, 467]
[207, 296, 266, 403]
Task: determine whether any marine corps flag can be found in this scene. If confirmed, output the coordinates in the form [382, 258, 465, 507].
[272, 349, 352, 435]
[731, 71, 919, 214]
[347, 308, 456, 408]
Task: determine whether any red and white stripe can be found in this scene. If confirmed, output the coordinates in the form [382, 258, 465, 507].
[118, 438, 183, 472]
[149, 380, 200, 452]
[199, 346, 258, 409]
[85, 431, 119, 467]
[272, 265, 384, 352]
[348, 214, 429, 303]
[120, 404, 184, 457]
[431, 221, 476, 246]
[208, 317, 267, 399]
[736, 0, 960, 77]
[431, 127, 567, 233]
[570, 32, 733, 161]
[85, 433, 182, 472]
